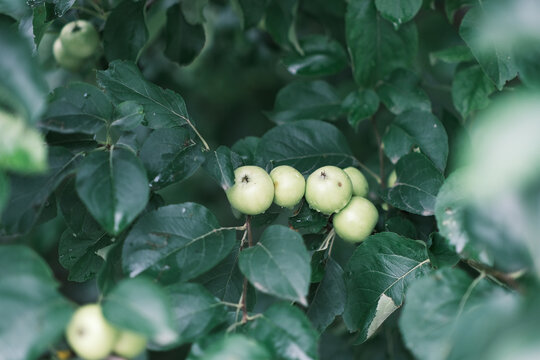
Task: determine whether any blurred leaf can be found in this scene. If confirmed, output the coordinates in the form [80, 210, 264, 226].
[97, 60, 192, 129]
[382, 110, 448, 172]
[188, 334, 272, 360]
[104, 0, 148, 62]
[451, 64, 495, 119]
[459, 4, 517, 89]
[238, 225, 311, 305]
[400, 268, 505, 360]
[40, 82, 113, 135]
[0, 246, 73, 360]
[232, 136, 260, 165]
[0, 171, 8, 214]
[76, 147, 149, 235]
[140, 128, 205, 190]
[122, 203, 236, 282]
[0, 0, 31, 19]
[1, 147, 79, 236]
[429, 45, 474, 65]
[111, 101, 145, 131]
[32, 5, 51, 47]
[384, 216, 417, 239]
[289, 201, 328, 234]
[343, 232, 431, 343]
[342, 89, 380, 128]
[514, 40, 540, 89]
[265, 81, 342, 124]
[377, 69, 431, 115]
[444, 0, 473, 23]
[281, 35, 347, 76]
[165, 4, 206, 66]
[265, 0, 301, 53]
[427, 232, 460, 269]
[374, 0, 422, 27]
[346, 0, 417, 86]
[97, 243, 123, 295]
[202, 146, 243, 190]
[235, 0, 269, 28]
[102, 277, 178, 346]
[161, 282, 227, 347]
[180, 0, 208, 25]
[307, 258, 346, 332]
[0, 110, 47, 173]
[257, 120, 355, 174]
[58, 229, 108, 282]
[0, 13, 47, 123]
[245, 303, 319, 360]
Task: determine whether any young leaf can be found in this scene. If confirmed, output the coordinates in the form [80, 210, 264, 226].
[377, 69, 431, 115]
[102, 277, 178, 346]
[374, 0, 422, 27]
[238, 225, 311, 305]
[343, 232, 431, 343]
[202, 146, 243, 190]
[122, 203, 236, 282]
[452, 64, 495, 119]
[75, 147, 149, 235]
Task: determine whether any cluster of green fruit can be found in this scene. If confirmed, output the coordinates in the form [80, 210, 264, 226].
[53, 20, 100, 71]
[66, 304, 147, 360]
[226, 164, 379, 242]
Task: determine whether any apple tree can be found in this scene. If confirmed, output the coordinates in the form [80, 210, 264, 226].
[1, 0, 540, 359]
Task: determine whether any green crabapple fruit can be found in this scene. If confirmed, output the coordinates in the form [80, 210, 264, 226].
[333, 196, 379, 242]
[387, 170, 397, 188]
[270, 165, 306, 208]
[305, 166, 352, 215]
[53, 38, 84, 71]
[226, 166, 274, 215]
[60, 20, 100, 58]
[343, 166, 369, 197]
[113, 329, 148, 359]
[65, 304, 118, 360]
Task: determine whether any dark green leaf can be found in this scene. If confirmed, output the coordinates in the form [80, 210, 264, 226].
[75, 147, 149, 235]
[246, 303, 319, 360]
[58, 229, 108, 282]
[265, 81, 342, 124]
[514, 40, 540, 89]
[264, 0, 301, 52]
[238, 225, 311, 305]
[342, 89, 380, 128]
[188, 334, 272, 360]
[374, 0, 422, 27]
[382, 110, 448, 172]
[202, 146, 243, 190]
[235, 0, 269, 29]
[257, 120, 355, 174]
[104, 0, 148, 62]
[40, 83, 113, 134]
[307, 258, 346, 332]
[165, 4, 206, 66]
[429, 45, 474, 65]
[444, 0, 473, 23]
[427, 232, 460, 269]
[281, 35, 347, 76]
[343, 232, 431, 343]
[102, 277, 178, 346]
[180, 0, 208, 24]
[0, 171, 8, 215]
[32, 5, 51, 47]
[384, 216, 417, 239]
[232, 136, 260, 165]
[289, 201, 328, 234]
[346, 0, 418, 86]
[122, 203, 236, 283]
[452, 64, 495, 119]
[140, 128, 205, 190]
[0, 246, 73, 360]
[111, 101, 145, 131]
[377, 69, 431, 115]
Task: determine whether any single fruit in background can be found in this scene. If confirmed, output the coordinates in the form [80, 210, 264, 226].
[333, 196, 379, 242]
[60, 20, 99, 58]
[113, 329, 147, 359]
[305, 166, 352, 215]
[387, 170, 397, 188]
[53, 38, 84, 71]
[344, 166, 369, 197]
[226, 165, 274, 215]
[270, 165, 305, 208]
[65, 304, 118, 360]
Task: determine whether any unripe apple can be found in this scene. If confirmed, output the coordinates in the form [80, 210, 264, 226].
[226, 166, 274, 215]
[60, 20, 99, 58]
[305, 166, 352, 215]
[387, 170, 397, 188]
[344, 166, 369, 197]
[65, 304, 118, 360]
[113, 329, 147, 359]
[333, 196, 378, 242]
[53, 38, 84, 71]
[270, 165, 305, 208]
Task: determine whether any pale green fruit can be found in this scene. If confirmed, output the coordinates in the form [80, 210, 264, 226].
[270, 165, 305, 208]
[333, 196, 379, 242]
[66, 304, 118, 360]
[113, 329, 147, 359]
[53, 38, 84, 71]
[226, 166, 274, 215]
[60, 20, 99, 58]
[305, 166, 352, 215]
[387, 170, 397, 188]
[344, 167, 369, 197]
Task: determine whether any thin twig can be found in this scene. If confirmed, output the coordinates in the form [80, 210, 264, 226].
[465, 259, 523, 292]
[240, 216, 253, 323]
[370, 116, 385, 189]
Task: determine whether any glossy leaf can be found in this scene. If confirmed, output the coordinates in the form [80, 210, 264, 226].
[374, 0, 422, 27]
[289, 201, 328, 234]
[377, 69, 431, 115]
[343, 232, 431, 342]
[452, 64, 495, 119]
[202, 146, 243, 190]
[122, 203, 236, 283]
[165, 4, 206, 66]
[257, 120, 355, 174]
[75, 147, 149, 235]
[188, 334, 272, 360]
[104, 0, 148, 61]
[58, 229, 108, 282]
[342, 89, 380, 128]
[238, 225, 311, 305]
